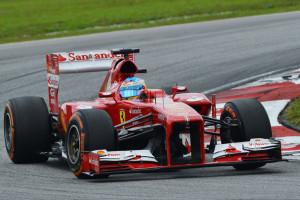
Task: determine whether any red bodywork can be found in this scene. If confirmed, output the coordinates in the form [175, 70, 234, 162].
[46, 50, 282, 176]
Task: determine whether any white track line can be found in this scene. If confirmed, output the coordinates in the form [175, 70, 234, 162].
[203, 66, 299, 94]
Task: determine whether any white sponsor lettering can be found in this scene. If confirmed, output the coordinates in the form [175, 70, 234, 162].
[248, 138, 272, 147]
[59, 51, 124, 63]
[47, 73, 59, 89]
[91, 150, 158, 163]
[129, 108, 142, 114]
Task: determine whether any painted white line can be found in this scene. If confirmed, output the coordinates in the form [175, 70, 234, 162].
[261, 100, 290, 127]
[203, 66, 299, 94]
[276, 136, 300, 146]
[235, 68, 300, 89]
[282, 155, 300, 161]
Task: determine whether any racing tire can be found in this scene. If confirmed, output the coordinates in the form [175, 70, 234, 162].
[66, 109, 116, 179]
[220, 98, 272, 170]
[3, 97, 51, 163]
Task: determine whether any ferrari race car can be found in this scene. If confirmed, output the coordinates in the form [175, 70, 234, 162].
[3, 48, 282, 178]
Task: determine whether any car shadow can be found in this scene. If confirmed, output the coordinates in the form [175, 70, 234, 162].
[86, 166, 283, 183]
[39, 158, 70, 172]
[38, 158, 284, 182]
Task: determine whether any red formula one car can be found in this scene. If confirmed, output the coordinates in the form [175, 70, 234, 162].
[3, 49, 282, 178]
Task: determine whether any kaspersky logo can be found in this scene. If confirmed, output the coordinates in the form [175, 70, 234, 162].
[57, 52, 123, 62]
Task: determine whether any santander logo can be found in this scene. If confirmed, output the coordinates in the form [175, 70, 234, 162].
[58, 54, 67, 62]
[57, 52, 123, 62]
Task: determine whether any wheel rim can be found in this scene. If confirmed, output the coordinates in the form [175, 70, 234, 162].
[221, 112, 242, 143]
[67, 125, 81, 165]
[4, 112, 13, 152]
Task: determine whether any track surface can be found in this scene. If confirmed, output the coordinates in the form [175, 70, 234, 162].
[1, 12, 300, 200]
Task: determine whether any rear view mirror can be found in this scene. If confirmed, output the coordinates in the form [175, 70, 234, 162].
[172, 85, 188, 97]
[98, 91, 114, 98]
[172, 86, 187, 93]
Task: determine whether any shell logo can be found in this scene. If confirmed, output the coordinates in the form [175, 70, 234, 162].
[97, 150, 107, 156]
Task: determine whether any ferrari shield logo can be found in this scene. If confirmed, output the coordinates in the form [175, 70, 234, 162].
[120, 109, 126, 123]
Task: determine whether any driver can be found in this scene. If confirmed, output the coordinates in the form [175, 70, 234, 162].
[119, 77, 147, 100]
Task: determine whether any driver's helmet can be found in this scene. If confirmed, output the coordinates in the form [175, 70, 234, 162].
[119, 77, 147, 99]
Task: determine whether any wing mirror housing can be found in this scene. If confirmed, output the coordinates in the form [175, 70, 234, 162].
[98, 91, 114, 98]
[172, 85, 188, 98]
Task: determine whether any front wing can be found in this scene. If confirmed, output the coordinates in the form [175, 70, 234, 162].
[80, 138, 282, 176]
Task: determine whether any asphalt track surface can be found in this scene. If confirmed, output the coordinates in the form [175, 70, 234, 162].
[0, 12, 300, 200]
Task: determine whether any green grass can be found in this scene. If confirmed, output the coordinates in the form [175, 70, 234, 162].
[286, 97, 300, 128]
[1, 0, 300, 43]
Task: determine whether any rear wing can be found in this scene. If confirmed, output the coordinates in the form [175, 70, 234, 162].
[46, 49, 137, 115]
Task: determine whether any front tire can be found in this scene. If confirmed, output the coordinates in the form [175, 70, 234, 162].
[66, 109, 116, 178]
[3, 97, 51, 163]
[220, 98, 272, 170]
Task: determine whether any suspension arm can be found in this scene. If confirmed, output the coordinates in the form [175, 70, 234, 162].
[202, 115, 239, 128]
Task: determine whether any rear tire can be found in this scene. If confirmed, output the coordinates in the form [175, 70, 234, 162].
[66, 109, 116, 178]
[3, 97, 51, 163]
[220, 98, 272, 170]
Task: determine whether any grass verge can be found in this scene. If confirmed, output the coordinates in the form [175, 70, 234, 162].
[285, 97, 300, 128]
[1, 0, 300, 44]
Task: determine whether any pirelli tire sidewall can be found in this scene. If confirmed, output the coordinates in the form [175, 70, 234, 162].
[66, 117, 83, 176]
[220, 98, 272, 143]
[220, 98, 272, 170]
[3, 96, 51, 163]
[66, 109, 116, 178]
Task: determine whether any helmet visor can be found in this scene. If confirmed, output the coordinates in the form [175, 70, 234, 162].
[120, 84, 144, 98]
